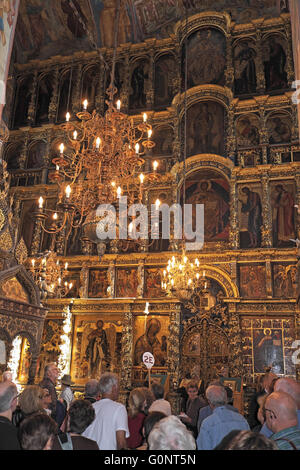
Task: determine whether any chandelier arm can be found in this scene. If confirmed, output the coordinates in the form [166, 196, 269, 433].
[40, 211, 68, 235]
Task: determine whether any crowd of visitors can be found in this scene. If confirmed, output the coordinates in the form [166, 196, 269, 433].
[0, 364, 300, 450]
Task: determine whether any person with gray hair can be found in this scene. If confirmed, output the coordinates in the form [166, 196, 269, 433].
[0, 381, 21, 449]
[261, 377, 300, 438]
[84, 379, 100, 404]
[148, 415, 196, 450]
[148, 382, 171, 416]
[82, 372, 129, 450]
[196, 385, 249, 450]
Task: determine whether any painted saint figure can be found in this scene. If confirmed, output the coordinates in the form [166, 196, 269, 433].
[271, 184, 295, 246]
[85, 320, 109, 378]
[134, 318, 164, 366]
[240, 187, 262, 248]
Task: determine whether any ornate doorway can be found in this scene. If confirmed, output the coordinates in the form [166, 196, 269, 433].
[181, 316, 230, 385]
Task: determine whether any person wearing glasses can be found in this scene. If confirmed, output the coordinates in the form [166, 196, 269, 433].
[264, 391, 300, 450]
[0, 381, 20, 450]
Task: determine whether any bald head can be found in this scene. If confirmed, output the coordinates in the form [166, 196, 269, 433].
[274, 378, 300, 408]
[206, 385, 227, 408]
[265, 392, 298, 433]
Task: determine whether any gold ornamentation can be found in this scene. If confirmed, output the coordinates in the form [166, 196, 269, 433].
[15, 238, 28, 265]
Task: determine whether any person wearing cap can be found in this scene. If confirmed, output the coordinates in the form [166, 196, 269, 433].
[59, 374, 74, 409]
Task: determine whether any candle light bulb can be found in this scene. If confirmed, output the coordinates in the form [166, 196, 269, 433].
[143, 113, 147, 123]
[66, 112, 70, 122]
[59, 143, 64, 154]
[96, 137, 101, 149]
[155, 199, 161, 209]
[139, 173, 144, 184]
[148, 129, 152, 139]
[153, 160, 158, 171]
[128, 222, 133, 234]
[65, 262, 68, 270]
[65, 185, 71, 199]
[56, 164, 60, 171]
[83, 99, 88, 110]
[58, 277, 61, 286]
[73, 130, 78, 140]
[116, 100, 121, 110]
[53, 212, 58, 220]
[117, 187, 122, 198]
[38, 196, 44, 209]
[69, 283, 73, 289]
[135, 143, 140, 154]
[111, 181, 116, 188]
[203, 270, 206, 278]
[31, 259, 35, 267]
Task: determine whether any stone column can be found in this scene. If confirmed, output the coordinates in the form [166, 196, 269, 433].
[18, 135, 29, 170]
[261, 174, 273, 248]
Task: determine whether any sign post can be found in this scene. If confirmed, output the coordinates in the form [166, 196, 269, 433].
[143, 352, 155, 388]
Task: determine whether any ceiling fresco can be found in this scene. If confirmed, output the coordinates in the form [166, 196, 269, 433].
[13, 0, 285, 64]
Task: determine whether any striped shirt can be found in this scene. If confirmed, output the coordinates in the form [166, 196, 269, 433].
[271, 426, 300, 450]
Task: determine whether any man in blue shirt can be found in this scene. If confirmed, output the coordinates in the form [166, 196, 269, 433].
[260, 377, 300, 437]
[196, 385, 249, 450]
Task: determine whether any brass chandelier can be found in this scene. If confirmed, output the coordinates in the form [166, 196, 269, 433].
[36, 0, 159, 249]
[27, 251, 73, 300]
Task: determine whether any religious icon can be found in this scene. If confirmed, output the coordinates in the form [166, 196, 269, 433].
[185, 176, 230, 242]
[134, 318, 166, 366]
[271, 182, 295, 247]
[263, 37, 288, 91]
[253, 328, 284, 374]
[236, 115, 260, 147]
[234, 40, 257, 95]
[84, 320, 110, 378]
[239, 264, 266, 299]
[116, 268, 138, 297]
[238, 185, 262, 249]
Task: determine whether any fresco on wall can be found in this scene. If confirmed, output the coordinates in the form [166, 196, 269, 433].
[88, 269, 109, 298]
[184, 28, 226, 89]
[234, 39, 257, 95]
[133, 316, 168, 366]
[71, 316, 123, 381]
[272, 263, 297, 299]
[239, 264, 266, 298]
[236, 115, 260, 148]
[154, 54, 176, 109]
[0, 0, 19, 122]
[186, 101, 225, 157]
[263, 35, 288, 91]
[184, 170, 230, 243]
[267, 114, 292, 144]
[15, 0, 93, 63]
[270, 181, 296, 247]
[116, 267, 138, 297]
[238, 184, 262, 249]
